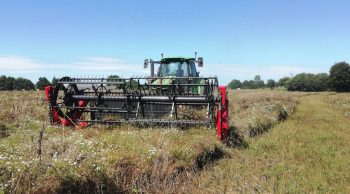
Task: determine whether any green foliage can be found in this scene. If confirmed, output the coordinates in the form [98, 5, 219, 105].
[0, 75, 15, 90]
[253, 75, 265, 88]
[36, 77, 51, 90]
[0, 76, 35, 90]
[52, 76, 59, 86]
[107, 75, 120, 86]
[228, 79, 242, 89]
[13, 77, 35, 90]
[242, 80, 252, 89]
[266, 79, 276, 89]
[107, 75, 120, 81]
[329, 62, 350, 92]
[240, 75, 266, 89]
[286, 73, 330, 92]
[277, 77, 290, 87]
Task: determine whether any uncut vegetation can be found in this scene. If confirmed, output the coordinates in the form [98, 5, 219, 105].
[0, 90, 300, 193]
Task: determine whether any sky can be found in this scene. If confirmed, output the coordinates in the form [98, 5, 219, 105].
[0, 0, 349, 84]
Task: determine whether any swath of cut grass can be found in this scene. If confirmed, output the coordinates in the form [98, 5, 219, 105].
[229, 90, 302, 140]
[323, 92, 350, 118]
[181, 94, 350, 193]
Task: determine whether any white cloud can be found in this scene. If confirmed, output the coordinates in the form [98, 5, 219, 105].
[72, 57, 141, 72]
[0, 55, 143, 74]
[0, 55, 44, 71]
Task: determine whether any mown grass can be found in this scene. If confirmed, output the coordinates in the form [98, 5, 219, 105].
[229, 89, 302, 139]
[323, 92, 350, 118]
[183, 93, 350, 193]
[0, 90, 301, 193]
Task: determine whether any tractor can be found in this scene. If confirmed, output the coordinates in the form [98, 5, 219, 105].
[44, 54, 229, 141]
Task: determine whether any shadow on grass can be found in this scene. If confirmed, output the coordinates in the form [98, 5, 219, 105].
[0, 123, 10, 138]
[195, 145, 226, 170]
[226, 127, 249, 149]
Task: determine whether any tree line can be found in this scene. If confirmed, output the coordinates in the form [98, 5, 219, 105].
[0, 75, 124, 91]
[228, 62, 350, 92]
[0, 76, 54, 90]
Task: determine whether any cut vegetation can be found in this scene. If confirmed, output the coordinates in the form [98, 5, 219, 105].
[183, 94, 350, 193]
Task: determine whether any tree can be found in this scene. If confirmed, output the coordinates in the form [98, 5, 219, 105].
[242, 80, 253, 89]
[0, 75, 15, 90]
[228, 79, 242, 89]
[277, 77, 290, 87]
[266, 79, 276, 89]
[36, 77, 51, 90]
[107, 75, 120, 80]
[313, 73, 330, 91]
[13, 77, 35, 90]
[329, 62, 350, 92]
[107, 75, 120, 86]
[125, 79, 139, 89]
[52, 76, 59, 86]
[253, 75, 265, 89]
[286, 73, 330, 92]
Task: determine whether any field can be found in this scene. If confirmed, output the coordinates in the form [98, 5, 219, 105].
[1, 90, 349, 193]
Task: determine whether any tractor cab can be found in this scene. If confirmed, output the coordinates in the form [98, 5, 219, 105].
[144, 56, 206, 94]
[144, 56, 204, 78]
[157, 58, 198, 77]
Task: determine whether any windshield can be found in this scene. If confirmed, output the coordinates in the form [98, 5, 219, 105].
[159, 62, 188, 77]
[158, 61, 197, 77]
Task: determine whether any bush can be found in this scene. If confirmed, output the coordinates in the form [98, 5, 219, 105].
[266, 79, 276, 89]
[0, 76, 35, 90]
[228, 79, 242, 89]
[240, 75, 266, 89]
[0, 75, 15, 90]
[13, 77, 35, 90]
[36, 77, 51, 90]
[329, 62, 350, 92]
[277, 77, 290, 88]
[286, 73, 330, 92]
[52, 76, 59, 86]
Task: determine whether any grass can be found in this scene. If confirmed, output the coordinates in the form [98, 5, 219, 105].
[182, 93, 350, 193]
[229, 89, 302, 139]
[322, 92, 350, 117]
[0, 90, 334, 193]
[0, 91, 223, 193]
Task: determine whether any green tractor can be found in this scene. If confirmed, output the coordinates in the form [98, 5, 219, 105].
[144, 55, 207, 95]
[44, 54, 229, 141]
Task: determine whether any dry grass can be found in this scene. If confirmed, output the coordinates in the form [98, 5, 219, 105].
[0, 90, 301, 193]
[322, 92, 350, 118]
[229, 89, 302, 140]
[0, 91, 222, 193]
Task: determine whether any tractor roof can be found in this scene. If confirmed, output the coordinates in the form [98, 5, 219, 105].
[161, 57, 195, 63]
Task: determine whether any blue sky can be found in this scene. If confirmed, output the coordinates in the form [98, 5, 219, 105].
[0, 0, 349, 84]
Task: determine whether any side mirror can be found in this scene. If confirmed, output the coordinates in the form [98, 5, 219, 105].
[198, 57, 204, 67]
[144, 59, 149, 68]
